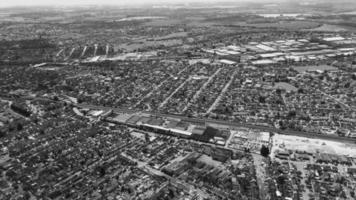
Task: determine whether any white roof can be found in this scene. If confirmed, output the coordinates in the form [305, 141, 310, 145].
[143, 124, 169, 131]
[86, 56, 101, 62]
[170, 128, 192, 136]
[259, 52, 284, 58]
[252, 59, 276, 65]
[323, 36, 345, 42]
[224, 50, 240, 55]
[33, 63, 47, 68]
[89, 110, 104, 117]
[226, 45, 241, 51]
[73, 108, 84, 116]
[338, 48, 356, 52]
[216, 49, 240, 55]
[216, 141, 225, 145]
[220, 59, 236, 65]
[256, 44, 276, 52]
[66, 96, 78, 104]
[143, 124, 192, 136]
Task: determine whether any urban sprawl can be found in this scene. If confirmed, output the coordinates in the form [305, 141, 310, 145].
[0, 2, 356, 200]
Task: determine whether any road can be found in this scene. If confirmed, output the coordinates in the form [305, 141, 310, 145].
[76, 103, 356, 143]
[182, 67, 222, 112]
[318, 89, 354, 111]
[93, 44, 98, 57]
[206, 69, 237, 114]
[105, 44, 109, 57]
[158, 77, 191, 109]
[132, 66, 188, 109]
[56, 49, 64, 57]
[66, 47, 76, 60]
[80, 46, 88, 57]
[252, 154, 269, 200]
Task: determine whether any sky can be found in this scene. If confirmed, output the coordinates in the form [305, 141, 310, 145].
[0, 0, 271, 8]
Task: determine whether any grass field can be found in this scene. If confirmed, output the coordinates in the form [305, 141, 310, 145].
[293, 65, 338, 73]
[274, 82, 298, 92]
[306, 24, 347, 32]
[245, 21, 320, 30]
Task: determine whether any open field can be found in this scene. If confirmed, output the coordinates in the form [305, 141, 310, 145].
[293, 65, 338, 73]
[272, 134, 356, 157]
[244, 21, 321, 30]
[306, 24, 347, 32]
[274, 82, 297, 92]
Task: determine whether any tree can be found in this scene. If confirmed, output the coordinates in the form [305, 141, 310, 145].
[344, 82, 351, 88]
[352, 74, 356, 80]
[77, 98, 84, 104]
[335, 104, 341, 109]
[276, 88, 282, 95]
[145, 134, 150, 143]
[277, 175, 286, 185]
[260, 145, 270, 157]
[287, 110, 297, 119]
[16, 123, 23, 131]
[259, 96, 266, 103]
[39, 129, 45, 135]
[0, 129, 6, 138]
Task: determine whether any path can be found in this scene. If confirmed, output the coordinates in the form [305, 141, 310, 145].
[158, 77, 191, 109]
[182, 67, 222, 112]
[93, 44, 98, 56]
[132, 66, 188, 109]
[80, 46, 88, 57]
[206, 69, 237, 114]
